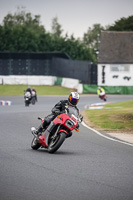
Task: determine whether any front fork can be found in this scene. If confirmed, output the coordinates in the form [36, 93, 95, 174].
[38, 122, 57, 147]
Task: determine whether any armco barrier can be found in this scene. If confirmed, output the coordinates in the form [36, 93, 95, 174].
[0, 100, 12, 106]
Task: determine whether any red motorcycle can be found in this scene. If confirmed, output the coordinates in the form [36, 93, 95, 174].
[31, 106, 82, 154]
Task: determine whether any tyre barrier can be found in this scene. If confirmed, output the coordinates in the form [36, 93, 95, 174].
[0, 100, 12, 106]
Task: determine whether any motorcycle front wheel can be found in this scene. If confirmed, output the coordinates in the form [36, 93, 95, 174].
[25, 101, 29, 106]
[48, 132, 66, 154]
[31, 137, 41, 150]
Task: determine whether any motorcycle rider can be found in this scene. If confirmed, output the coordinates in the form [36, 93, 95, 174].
[32, 92, 82, 136]
[97, 86, 105, 96]
[32, 88, 38, 102]
[25, 86, 32, 94]
[24, 86, 32, 100]
[97, 86, 106, 101]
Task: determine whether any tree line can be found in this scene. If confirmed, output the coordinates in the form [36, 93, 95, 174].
[0, 8, 133, 64]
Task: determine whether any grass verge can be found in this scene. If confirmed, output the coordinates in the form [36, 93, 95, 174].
[0, 85, 72, 95]
[84, 100, 133, 133]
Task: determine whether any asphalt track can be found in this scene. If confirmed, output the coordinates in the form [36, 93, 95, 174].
[0, 95, 133, 200]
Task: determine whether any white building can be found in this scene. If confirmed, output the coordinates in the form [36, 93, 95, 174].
[98, 31, 133, 87]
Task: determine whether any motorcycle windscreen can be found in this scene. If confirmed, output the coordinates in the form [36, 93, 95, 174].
[68, 105, 79, 118]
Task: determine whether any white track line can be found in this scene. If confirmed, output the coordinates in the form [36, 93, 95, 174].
[82, 121, 133, 147]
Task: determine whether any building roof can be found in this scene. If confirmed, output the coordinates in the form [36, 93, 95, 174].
[98, 31, 133, 64]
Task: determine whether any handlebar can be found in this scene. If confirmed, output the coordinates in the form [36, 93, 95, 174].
[38, 116, 42, 120]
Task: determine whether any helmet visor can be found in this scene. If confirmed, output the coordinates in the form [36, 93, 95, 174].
[70, 96, 79, 105]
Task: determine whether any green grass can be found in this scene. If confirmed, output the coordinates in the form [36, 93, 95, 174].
[85, 100, 133, 131]
[0, 85, 72, 95]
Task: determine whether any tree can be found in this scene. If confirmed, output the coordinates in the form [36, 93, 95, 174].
[82, 24, 104, 63]
[83, 24, 104, 49]
[108, 16, 133, 31]
[0, 7, 48, 52]
[51, 17, 63, 38]
[3, 7, 41, 27]
[0, 8, 96, 63]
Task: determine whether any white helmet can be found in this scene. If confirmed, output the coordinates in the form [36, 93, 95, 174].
[68, 92, 79, 106]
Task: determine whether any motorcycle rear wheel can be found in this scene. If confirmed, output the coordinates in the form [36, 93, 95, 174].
[48, 132, 66, 154]
[31, 137, 41, 150]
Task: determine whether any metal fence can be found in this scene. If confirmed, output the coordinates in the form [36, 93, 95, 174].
[0, 52, 97, 84]
[50, 58, 97, 84]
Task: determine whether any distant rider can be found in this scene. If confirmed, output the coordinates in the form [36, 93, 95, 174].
[97, 86, 106, 101]
[24, 87, 32, 100]
[32, 88, 37, 102]
[26, 87, 32, 93]
[97, 87, 105, 96]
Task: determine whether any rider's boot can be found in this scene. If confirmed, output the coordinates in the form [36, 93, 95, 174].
[31, 120, 49, 136]
[31, 125, 43, 136]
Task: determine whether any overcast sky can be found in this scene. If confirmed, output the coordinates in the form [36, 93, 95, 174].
[0, 0, 133, 38]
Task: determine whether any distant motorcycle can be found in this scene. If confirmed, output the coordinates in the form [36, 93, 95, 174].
[99, 91, 107, 101]
[24, 91, 32, 106]
[31, 106, 83, 154]
[31, 90, 36, 105]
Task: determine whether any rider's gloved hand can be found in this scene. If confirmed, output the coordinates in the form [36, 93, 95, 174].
[79, 114, 83, 122]
[53, 109, 60, 114]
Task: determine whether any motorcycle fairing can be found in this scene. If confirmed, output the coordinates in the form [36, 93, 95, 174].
[53, 113, 78, 131]
[39, 133, 48, 148]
